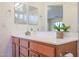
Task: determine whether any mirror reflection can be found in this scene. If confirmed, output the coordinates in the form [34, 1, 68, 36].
[15, 3, 28, 24]
[48, 5, 63, 31]
[29, 6, 38, 25]
[14, 3, 39, 25]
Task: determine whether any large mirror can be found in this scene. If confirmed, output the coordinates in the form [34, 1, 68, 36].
[14, 3, 39, 25]
[48, 5, 63, 31]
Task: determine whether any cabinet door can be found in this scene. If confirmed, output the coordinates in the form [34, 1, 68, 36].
[30, 41, 55, 57]
[29, 51, 40, 57]
[56, 41, 77, 57]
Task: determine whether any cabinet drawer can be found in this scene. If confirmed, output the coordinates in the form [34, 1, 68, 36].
[20, 47, 28, 57]
[30, 41, 55, 57]
[20, 39, 28, 48]
[12, 36, 19, 45]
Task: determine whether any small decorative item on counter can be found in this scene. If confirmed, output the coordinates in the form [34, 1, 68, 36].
[56, 31, 64, 39]
[25, 31, 31, 35]
[53, 22, 70, 39]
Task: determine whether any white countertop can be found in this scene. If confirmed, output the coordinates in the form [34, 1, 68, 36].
[12, 32, 78, 45]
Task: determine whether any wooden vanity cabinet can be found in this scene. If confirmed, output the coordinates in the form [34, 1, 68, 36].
[29, 41, 77, 57]
[12, 36, 77, 57]
[12, 36, 20, 57]
[12, 37, 29, 57]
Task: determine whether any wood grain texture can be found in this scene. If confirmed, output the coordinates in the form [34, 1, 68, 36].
[29, 51, 40, 57]
[12, 43, 16, 57]
[30, 41, 55, 57]
[12, 36, 20, 57]
[55, 41, 77, 57]
[20, 47, 29, 57]
[12, 36, 20, 45]
[20, 39, 29, 48]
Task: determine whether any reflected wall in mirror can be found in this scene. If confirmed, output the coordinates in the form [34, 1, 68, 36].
[28, 6, 38, 25]
[48, 5, 63, 31]
[15, 3, 28, 24]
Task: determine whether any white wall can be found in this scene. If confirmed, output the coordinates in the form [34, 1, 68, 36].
[0, 3, 12, 56]
[63, 3, 78, 32]
[77, 3, 79, 57]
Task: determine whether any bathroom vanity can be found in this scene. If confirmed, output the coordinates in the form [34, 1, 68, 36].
[12, 2, 78, 57]
[11, 32, 78, 57]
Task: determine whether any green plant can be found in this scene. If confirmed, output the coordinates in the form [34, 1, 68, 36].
[62, 24, 70, 32]
[53, 22, 70, 32]
[53, 24, 62, 31]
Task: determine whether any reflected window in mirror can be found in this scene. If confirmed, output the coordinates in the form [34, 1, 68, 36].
[48, 5, 63, 31]
[15, 3, 28, 24]
[28, 6, 38, 25]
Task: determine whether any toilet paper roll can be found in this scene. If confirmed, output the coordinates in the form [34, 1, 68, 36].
[64, 53, 73, 57]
